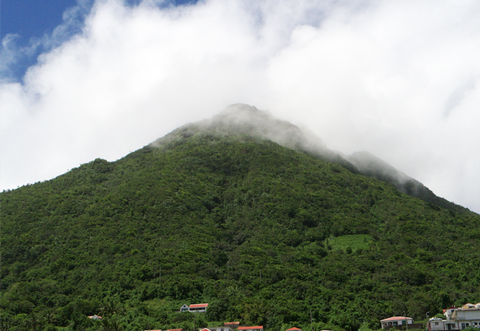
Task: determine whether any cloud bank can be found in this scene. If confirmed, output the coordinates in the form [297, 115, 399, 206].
[1, 0, 480, 213]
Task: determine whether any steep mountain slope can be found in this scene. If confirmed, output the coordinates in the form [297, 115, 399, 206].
[1, 105, 479, 331]
[347, 151, 470, 214]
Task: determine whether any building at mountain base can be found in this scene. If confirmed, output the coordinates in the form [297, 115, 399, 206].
[381, 316, 414, 330]
[429, 303, 480, 331]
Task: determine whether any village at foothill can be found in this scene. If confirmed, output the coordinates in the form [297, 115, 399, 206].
[83, 302, 480, 331]
[381, 303, 480, 331]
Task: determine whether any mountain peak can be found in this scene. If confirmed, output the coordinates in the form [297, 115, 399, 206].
[216, 103, 269, 120]
[154, 104, 329, 155]
[150, 104, 470, 213]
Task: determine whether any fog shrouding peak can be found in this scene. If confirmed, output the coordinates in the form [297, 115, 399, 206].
[348, 151, 471, 213]
[153, 105, 473, 213]
[153, 103, 334, 158]
[348, 151, 411, 185]
[213, 104, 329, 154]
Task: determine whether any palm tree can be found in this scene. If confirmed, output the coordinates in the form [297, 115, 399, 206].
[99, 299, 124, 318]
[99, 318, 125, 331]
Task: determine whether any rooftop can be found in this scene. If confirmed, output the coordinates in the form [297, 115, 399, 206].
[190, 303, 209, 308]
[381, 317, 413, 322]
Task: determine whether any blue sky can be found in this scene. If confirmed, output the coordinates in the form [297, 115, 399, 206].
[1, 0, 196, 41]
[1, 0, 79, 39]
[1, 0, 197, 81]
[1, 0, 480, 213]
[2, 0, 85, 80]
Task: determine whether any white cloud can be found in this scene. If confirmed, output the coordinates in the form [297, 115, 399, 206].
[1, 0, 480, 213]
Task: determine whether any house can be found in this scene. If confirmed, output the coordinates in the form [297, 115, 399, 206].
[287, 328, 302, 331]
[88, 315, 103, 320]
[238, 326, 263, 331]
[453, 306, 480, 321]
[380, 316, 413, 329]
[209, 326, 232, 331]
[209, 325, 234, 331]
[224, 322, 240, 329]
[180, 304, 189, 312]
[209, 321, 240, 331]
[189, 303, 209, 313]
[430, 303, 480, 331]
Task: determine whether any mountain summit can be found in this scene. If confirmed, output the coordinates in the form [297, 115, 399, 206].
[154, 104, 360, 174]
[155, 104, 469, 214]
[154, 104, 328, 155]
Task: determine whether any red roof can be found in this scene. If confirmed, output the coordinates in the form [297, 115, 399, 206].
[238, 327, 263, 330]
[189, 303, 209, 308]
[287, 328, 302, 331]
[225, 322, 240, 326]
[200, 329, 211, 331]
[381, 317, 412, 322]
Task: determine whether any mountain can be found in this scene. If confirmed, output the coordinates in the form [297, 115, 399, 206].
[1, 104, 479, 331]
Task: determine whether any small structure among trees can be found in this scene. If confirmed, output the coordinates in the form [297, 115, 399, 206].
[380, 316, 414, 329]
[209, 322, 240, 331]
[238, 326, 263, 331]
[189, 303, 209, 313]
[179, 303, 209, 313]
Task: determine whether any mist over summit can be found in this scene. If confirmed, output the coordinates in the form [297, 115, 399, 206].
[153, 104, 471, 214]
[154, 104, 327, 154]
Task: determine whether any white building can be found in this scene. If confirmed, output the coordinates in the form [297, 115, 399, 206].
[209, 322, 239, 331]
[380, 317, 414, 329]
[179, 303, 209, 313]
[429, 303, 480, 331]
[189, 303, 208, 313]
[209, 326, 234, 331]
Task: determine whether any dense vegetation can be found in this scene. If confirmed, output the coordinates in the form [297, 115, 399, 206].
[2, 125, 480, 331]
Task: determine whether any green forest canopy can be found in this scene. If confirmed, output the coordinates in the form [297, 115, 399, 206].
[1, 131, 480, 331]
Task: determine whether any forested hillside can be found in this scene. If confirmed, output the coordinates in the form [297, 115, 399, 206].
[1, 107, 480, 331]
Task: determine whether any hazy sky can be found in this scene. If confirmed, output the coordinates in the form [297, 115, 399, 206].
[1, 0, 479, 213]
